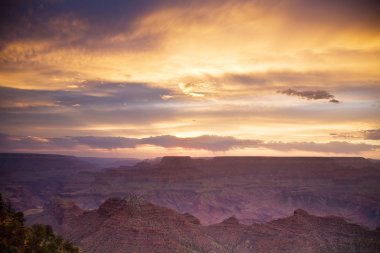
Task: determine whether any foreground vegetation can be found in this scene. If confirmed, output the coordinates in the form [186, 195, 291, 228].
[0, 194, 79, 253]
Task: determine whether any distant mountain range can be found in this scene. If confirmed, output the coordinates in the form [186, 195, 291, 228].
[1, 153, 380, 252]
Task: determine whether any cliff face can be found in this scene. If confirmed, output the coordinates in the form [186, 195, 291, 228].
[3, 154, 379, 252]
[54, 197, 218, 253]
[61, 156, 380, 228]
[0, 153, 97, 211]
[38, 197, 380, 253]
[2, 154, 380, 230]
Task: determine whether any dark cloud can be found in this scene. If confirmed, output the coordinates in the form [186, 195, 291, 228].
[223, 73, 269, 86]
[0, 107, 178, 132]
[2, 84, 378, 137]
[0, 133, 378, 154]
[278, 89, 334, 99]
[0, 0, 167, 48]
[0, 83, 179, 134]
[1, 0, 379, 49]
[0, 82, 174, 109]
[0, 0, 227, 50]
[265, 141, 378, 154]
[210, 71, 332, 89]
[330, 129, 380, 140]
[329, 99, 340, 104]
[329, 132, 359, 139]
[282, 0, 380, 31]
[57, 83, 173, 107]
[278, 89, 340, 103]
[0, 133, 262, 152]
[140, 135, 262, 151]
[363, 129, 380, 140]
[194, 70, 380, 98]
[73, 136, 139, 149]
[58, 135, 262, 152]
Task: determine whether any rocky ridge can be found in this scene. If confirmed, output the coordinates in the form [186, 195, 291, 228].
[61, 156, 380, 228]
[31, 197, 380, 253]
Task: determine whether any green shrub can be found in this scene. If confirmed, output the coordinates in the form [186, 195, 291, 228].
[0, 194, 80, 253]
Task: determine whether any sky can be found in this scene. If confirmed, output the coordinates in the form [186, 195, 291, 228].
[0, 0, 379, 158]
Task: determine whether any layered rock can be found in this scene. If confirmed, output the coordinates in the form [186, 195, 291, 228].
[2, 154, 380, 231]
[61, 156, 380, 228]
[36, 197, 380, 253]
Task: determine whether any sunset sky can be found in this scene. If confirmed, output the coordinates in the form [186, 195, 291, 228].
[0, 0, 379, 158]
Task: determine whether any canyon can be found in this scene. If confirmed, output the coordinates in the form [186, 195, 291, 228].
[1, 153, 380, 252]
[29, 196, 380, 253]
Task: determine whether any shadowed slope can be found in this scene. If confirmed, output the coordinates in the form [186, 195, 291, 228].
[61, 156, 380, 228]
[32, 197, 380, 253]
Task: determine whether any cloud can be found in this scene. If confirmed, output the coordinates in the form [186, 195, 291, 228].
[0, 83, 183, 136]
[1, 80, 379, 140]
[0, 0, 378, 160]
[330, 129, 380, 140]
[72, 136, 139, 149]
[2, 0, 379, 46]
[277, 89, 340, 103]
[0, 0, 168, 48]
[140, 135, 262, 151]
[265, 141, 377, 154]
[0, 133, 378, 154]
[0, 82, 174, 109]
[222, 73, 269, 86]
[180, 70, 380, 101]
[363, 129, 380, 140]
[329, 99, 340, 104]
[279, 89, 334, 100]
[283, 0, 380, 31]
[1, 0, 379, 91]
[0, 133, 261, 152]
